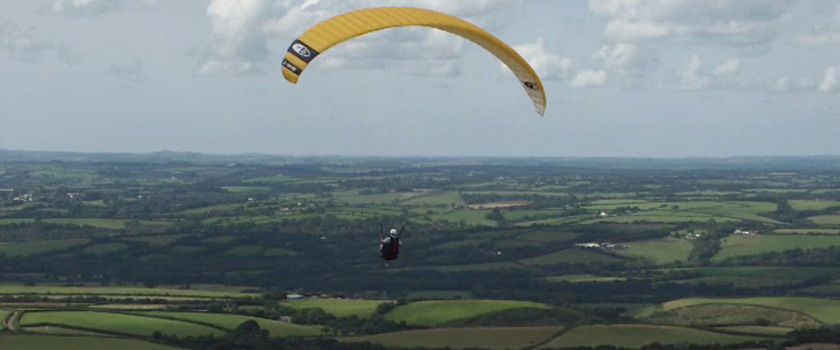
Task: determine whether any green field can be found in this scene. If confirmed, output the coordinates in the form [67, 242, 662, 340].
[0, 336, 182, 350]
[789, 200, 840, 211]
[344, 327, 562, 350]
[430, 210, 496, 226]
[714, 235, 840, 261]
[0, 239, 89, 257]
[0, 285, 251, 298]
[82, 242, 130, 255]
[584, 211, 739, 224]
[583, 201, 778, 224]
[123, 234, 189, 246]
[138, 312, 323, 337]
[809, 215, 840, 225]
[224, 245, 264, 256]
[545, 275, 627, 283]
[221, 186, 271, 193]
[283, 299, 385, 318]
[641, 304, 820, 328]
[337, 192, 421, 204]
[519, 249, 623, 266]
[651, 297, 840, 324]
[401, 192, 465, 207]
[0, 310, 9, 330]
[20, 311, 226, 337]
[775, 228, 840, 235]
[714, 325, 793, 336]
[0, 218, 168, 230]
[385, 300, 548, 326]
[616, 238, 693, 264]
[516, 230, 579, 242]
[540, 325, 765, 349]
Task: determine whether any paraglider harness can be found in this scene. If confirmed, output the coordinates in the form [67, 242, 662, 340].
[380, 224, 406, 261]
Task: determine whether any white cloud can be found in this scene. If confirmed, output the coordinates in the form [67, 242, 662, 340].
[819, 66, 840, 94]
[713, 58, 739, 76]
[772, 76, 816, 93]
[0, 20, 80, 65]
[678, 54, 709, 90]
[593, 42, 657, 77]
[571, 70, 608, 88]
[203, 0, 526, 76]
[510, 38, 572, 80]
[794, 25, 840, 46]
[42, 0, 159, 16]
[589, 0, 792, 47]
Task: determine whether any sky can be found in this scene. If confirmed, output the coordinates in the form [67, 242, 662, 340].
[1, 0, 839, 158]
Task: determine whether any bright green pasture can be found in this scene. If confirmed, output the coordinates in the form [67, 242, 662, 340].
[221, 186, 271, 193]
[714, 235, 840, 261]
[789, 200, 840, 211]
[616, 238, 693, 264]
[519, 249, 623, 266]
[82, 243, 130, 255]
[809, 215, 840, 225]
[139, 312, 323, 337]
[655, 297, 840, 324]
[0, 239, 89, 257]
[344, 327, 562, 350]
[400, 192, 465, 206]
[714, 325, 792, 336]
[775, 228, 840, 235]
[584, 201, 778, 224]
[385, 300, 547, 326]
[0, 336, 182, 350]
[20, 311, 225, 337]
[540, 325, 765, 349]
[640, 304, 819, 328]
[584, 211, 739, 224]
[224, 245, 264, 256]
[181, 203, 244, 215]
[283, 299, 385, 318]
[337, 192, 421, 204]
[502, 210, 566, 222]
[515, 216, 589, 226]
[430, 210, 496, 226]
[0, 285, 250, 298]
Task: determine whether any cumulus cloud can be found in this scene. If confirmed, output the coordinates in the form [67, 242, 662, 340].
[0, 20, 80, 65]
[713, 58, 739, 76]
[202, 0, 525, 76]
[772, 76, 816, 93]
[589, 0, 792, 47]
[41, 0, 159, 16]
[510, 38, 572, 80]
[571, 70, 608, 88]
[819, 66, 840, 94]
[593, 42, 658, 77]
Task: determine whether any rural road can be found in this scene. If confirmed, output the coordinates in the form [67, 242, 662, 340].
[3, 311, 20, 332]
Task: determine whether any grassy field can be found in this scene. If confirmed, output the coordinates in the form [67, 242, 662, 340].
[123, 234, 189, 246]
[652, 297, 840, 324]
[0, 310, 9, 330]
[20, 311, 226, 337]
[400, 192, 465, 207]
[337, 192, 422, 204]
[283, 299, 385, 318]
[714, 235, 840, 261]
[516, 230, 579, 242]
[789, 200, 840, 211]
[138, 312, 323, 337]
[0, 285, 251, 298]
[0, 336, 182, 350]
[540, 325, 765, 348]
[221, 186, 271, 193]
[344, 327, 562, 350]
[0, 218, 168, 230]
[384, 300, 548, 326]
[809, 215, 840, 225]
[641, 304, 820, 328]
[584, 211, 739, 224]
[0, 239, 89, 257]
[545, 275, 627, 283]
[429, 210, 496, 227]
[774, 228, 840, 235]
[519, 249, 623, 266]
[714, 325, 793, 336]
[82, 243, 130, 255]
[616, 238, 693, 264]
[224, 245, 264, 256]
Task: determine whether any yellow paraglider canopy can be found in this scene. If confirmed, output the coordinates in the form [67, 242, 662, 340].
[281, 7, 547, 116]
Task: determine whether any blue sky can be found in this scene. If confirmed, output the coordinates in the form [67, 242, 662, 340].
[1, 0, 839, 157]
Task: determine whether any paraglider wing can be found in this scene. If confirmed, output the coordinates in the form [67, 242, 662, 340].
[281, 7, 547, 116]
